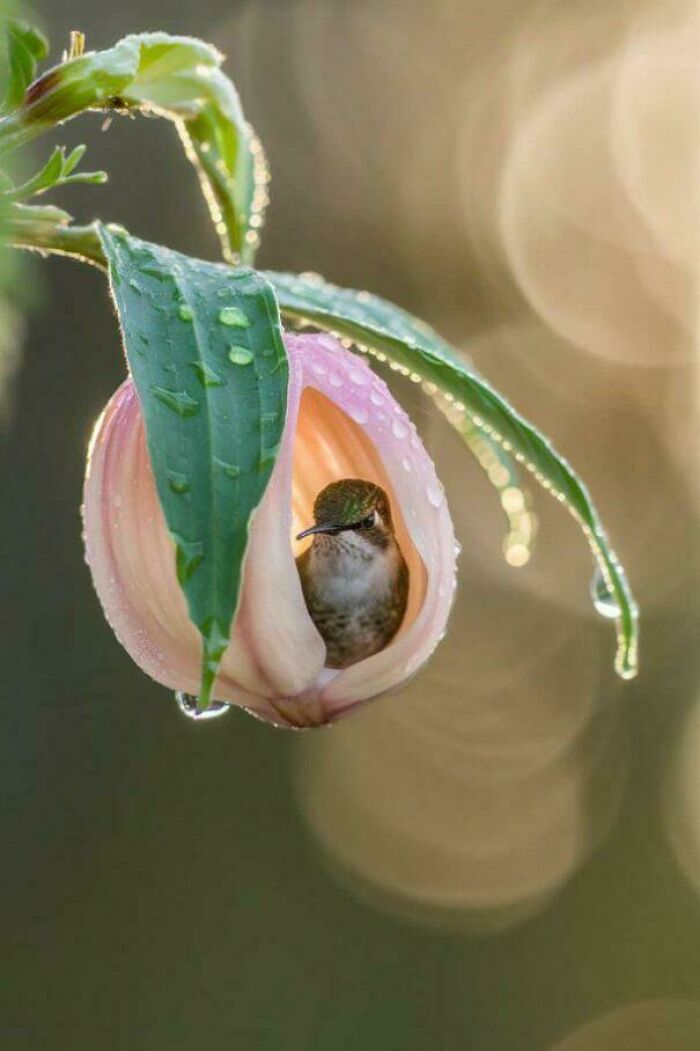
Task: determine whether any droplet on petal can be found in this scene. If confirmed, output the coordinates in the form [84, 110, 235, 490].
[427, 481, 444, 508]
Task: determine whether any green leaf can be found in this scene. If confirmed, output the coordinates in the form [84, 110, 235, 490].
[0, 17, 48, 115]
[99, 227, 289, 708]
[266, 271, 639, 681]
[0, 32, 267, 263]
[5, 143, 107, 201]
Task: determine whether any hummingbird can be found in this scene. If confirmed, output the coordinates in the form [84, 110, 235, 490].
[295, 479, 410, 669]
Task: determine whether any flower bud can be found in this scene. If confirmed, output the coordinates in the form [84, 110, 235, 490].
[83, 332, 457, 727]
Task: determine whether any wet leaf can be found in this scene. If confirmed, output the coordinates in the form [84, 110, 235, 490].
[267, 270, 639, 681]
[101, 228, 288, 707]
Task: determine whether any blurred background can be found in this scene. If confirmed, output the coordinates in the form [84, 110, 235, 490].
[3, 0, 700, 1047]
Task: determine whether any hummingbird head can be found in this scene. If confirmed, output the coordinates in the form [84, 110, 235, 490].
[296, 479, 395, 548]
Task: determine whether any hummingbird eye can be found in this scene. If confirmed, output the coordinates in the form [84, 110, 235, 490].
[358, 511, 377, 529]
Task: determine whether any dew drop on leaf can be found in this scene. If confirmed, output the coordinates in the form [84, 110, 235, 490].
[191, 362, 225, 387]
[167, 471, 190, 495]
[590, 568, 622, 619]
[219, 306, 251, 328]
[228, 346, 254, 366]
[178, 304, 194, 321]
[171, 534, 205, 584]
[151, 387, 200, 417]
[215, 458, 241, 478]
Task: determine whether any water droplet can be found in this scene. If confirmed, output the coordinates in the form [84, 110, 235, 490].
[228, 346, 254, 366]
[171, 533, 205, 584]
[370, 389, 384, 406]
[329, 372, 343, 388]
[311, 362, 327, 376]
[175, 692, 230, 721]
[219, 306, 251, 328]
[151, 387, 200, 418]
[427, 482, 444, 508]
[178, 304, 194, 322]
[349, 368, 367, 386]
[392, 418, 409, 439]
[168, 471, 190, 495]
[349, 404, 368, 424]
[128, 278, 141, 293]
[259, 443, 281, 470]
[191, 362, 225, 387]
[590, 569, 621, 619]
[215, 458, 240, 478]
[402, 457, 412, 473]
[140, 264, 170, 281]
[317, 334, 340, 353]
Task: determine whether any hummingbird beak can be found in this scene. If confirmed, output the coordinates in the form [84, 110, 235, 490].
[296, 522, 343, 540]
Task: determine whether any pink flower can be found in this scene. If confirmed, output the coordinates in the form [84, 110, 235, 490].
[83, 332, 457, 727]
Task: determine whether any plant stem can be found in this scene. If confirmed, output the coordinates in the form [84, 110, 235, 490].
[4, 218, 107, 269]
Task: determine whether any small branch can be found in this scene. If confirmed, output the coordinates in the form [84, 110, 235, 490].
[5, 218, 107, 269]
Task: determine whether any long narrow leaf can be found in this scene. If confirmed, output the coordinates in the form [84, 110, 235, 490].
[266, 270, 638, 680]
[100, 228, 289, 707]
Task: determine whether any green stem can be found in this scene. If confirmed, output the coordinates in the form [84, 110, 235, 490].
[0, 111, 36, 155]
[5, 217, 107, 269]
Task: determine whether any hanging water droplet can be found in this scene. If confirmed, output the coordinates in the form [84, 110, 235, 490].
[590, 569, 621, 619]
[329, 372, 343, 388]
[178, 304, 194, 322]
[151, 387, 200, 418]
[392, 418, 409, 439]
[219, 306, 251, 328]
[402, 457, 412, 473]
[175, 692, 230, 721]
[370, 389, 383, 406]
[228, 346, 254, 366]
[348, 368, 368, 386]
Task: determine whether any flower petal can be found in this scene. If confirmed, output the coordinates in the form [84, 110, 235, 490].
[83, 331, 456, 726]
[83, 372, 326, 714]
[285, 333, 457, 719]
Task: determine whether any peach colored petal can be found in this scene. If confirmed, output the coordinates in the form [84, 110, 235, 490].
[83, 332, 457, 727]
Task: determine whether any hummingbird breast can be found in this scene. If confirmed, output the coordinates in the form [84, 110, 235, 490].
[296, 537, 409, 670]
